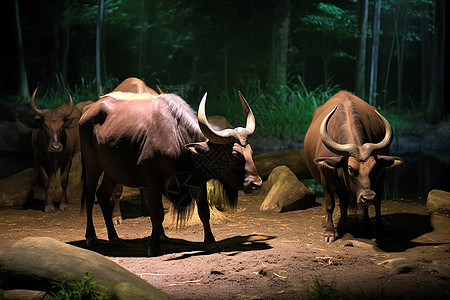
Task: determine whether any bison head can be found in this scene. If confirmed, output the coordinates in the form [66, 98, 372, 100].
[314, 106, 403, 205]
[21, 88, 79, 153]
[186, 92, 262, 194]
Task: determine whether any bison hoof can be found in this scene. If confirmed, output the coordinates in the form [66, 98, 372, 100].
[112, 216, 123, 225]
[86, 236, 100, 248]
[59, 204, 68, 211]
[324, 232, 336, 243]
[204, 242, 221, 253]
[45, 204, 57, 213]
[110, 236, 124, 246]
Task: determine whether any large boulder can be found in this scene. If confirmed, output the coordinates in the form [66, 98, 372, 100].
[427, 189, 450, 216]
[260, 165, 316, 213]
[254, 149, 310, 181]
[0, 237, 170, 299]
[0, 152, 83, 209]
[0, 168, 34, 207]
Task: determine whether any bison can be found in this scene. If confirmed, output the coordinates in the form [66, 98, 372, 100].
[79, 90, 262, 256]
[304, 91, 403, 242]
[20, 88, 81, 212]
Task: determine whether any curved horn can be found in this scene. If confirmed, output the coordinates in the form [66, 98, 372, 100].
[238, 91, 255, 135]
[197, 92, 256, 145]
[58, 89, 75, 117]
[361, 109, 393, 156]
[319, 105, 360, 158]
[30, 88, 46, 117]
[197, 93, 235, 144]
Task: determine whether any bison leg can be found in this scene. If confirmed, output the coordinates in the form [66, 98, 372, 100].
[59, 157, 73, 211]
[336, 191, 349, 237]
[96, 175, 122, 246]
[143, 182, 165, 257]
[84, 168, 102, 248]
[111, 184, 123, 225]
[324, 189, 336, 243]
[38, 165, 56, 213]
[197, 182, 220, 253]
[374, 196, 384, 237]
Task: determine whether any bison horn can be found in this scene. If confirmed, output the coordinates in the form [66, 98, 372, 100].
[30, 88, 46, 117]
[320, 105, 360, 158]
[58, 89, 75, 117]
[197, 91, 256, 145]
[320, 106, 393, 161]
[361, 109, 393, 156]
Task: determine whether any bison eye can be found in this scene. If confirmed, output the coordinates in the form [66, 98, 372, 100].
[231, 150, 243, 159]
[348, 166, 356, 176]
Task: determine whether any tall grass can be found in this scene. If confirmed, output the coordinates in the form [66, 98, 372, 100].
[181, 76, 338, 141]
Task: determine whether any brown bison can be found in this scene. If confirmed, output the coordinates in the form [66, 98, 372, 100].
[20, 88, 81, 212]
[304, 91, 403, 242]
[79, 91, 262, 256]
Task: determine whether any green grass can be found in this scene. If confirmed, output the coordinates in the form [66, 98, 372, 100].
[51, 273, 110, 300]
[20, 75, 420, 141]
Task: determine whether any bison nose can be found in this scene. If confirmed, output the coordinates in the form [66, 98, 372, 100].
[244, 176, 262, 194]
[49, 143, 63, 153]
[359, 190, 376, 204]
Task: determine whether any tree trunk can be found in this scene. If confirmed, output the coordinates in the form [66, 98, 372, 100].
[368, 0, 381, 106]
[138, 0, 147, 77]
[420, 2, 433, 110]
[96, 0, 105, 96]
[13, 0, 29, 104]
[382, 34, 395, 107]
[426, 0, 445, 122]
[355, 0, 369, 98]
[270, 0, 290, 85]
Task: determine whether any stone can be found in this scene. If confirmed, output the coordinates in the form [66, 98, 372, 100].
[260, 165, 315, 213]
[1, 289, 49, 300]
[0, 168, 34, 208]
[0, 237, 170, 299]
[254, 149, 311, 181]
[111, 282, 170, 300]
[428, 260, 450, 279]
[426, 189, 450, 215]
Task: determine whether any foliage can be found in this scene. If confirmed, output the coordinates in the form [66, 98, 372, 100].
[51, 273, 110, 300]
[185, 76, 338, 140]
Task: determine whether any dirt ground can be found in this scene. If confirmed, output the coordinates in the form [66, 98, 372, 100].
[0, 185, 449, 299]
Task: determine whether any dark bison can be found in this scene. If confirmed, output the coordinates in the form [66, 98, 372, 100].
[20, 88, 81, 212]
[79, 91, 262, 256]
[109, 77, 160, 224]
[304, 91, 403, 242]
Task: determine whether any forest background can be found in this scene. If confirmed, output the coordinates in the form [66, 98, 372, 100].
[1, 0, 448, 141]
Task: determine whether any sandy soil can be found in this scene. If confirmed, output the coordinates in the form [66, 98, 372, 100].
[0, 186, 449, 299]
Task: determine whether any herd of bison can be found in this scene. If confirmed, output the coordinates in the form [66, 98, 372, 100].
[1, 77, 449, 299]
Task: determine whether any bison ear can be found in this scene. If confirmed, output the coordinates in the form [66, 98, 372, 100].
[314, 156, 343, 169]
[185, 141, 210, 155]
[20, 117, 40, 129]
[377, 155, 404, 168]
[63, 117, 79, 129]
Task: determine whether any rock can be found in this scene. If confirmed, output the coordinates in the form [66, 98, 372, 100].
[254, 149, 311, 181]
[428, 260, 450, 279]
[1, 289, 49, 300]
[111, 282, 170, 300]
[0, 168, 34, 208]
[426, 189, 450, 215]
[260, 165, 315, 213]
[393, 264, 415, 274]
[0, 237, 170, 299]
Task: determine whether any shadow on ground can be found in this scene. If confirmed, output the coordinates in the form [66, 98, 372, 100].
[344, 213, 439, 252]
[68, 234, 275, 258]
